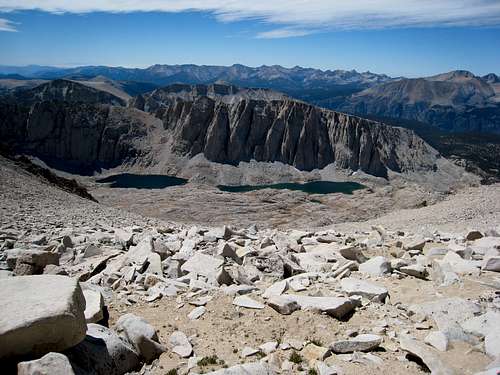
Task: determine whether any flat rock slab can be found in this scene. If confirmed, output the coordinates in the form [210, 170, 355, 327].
[241, 346, 259, 357]
[399, 335, 455, 375]
[461, 311, 500, 357]
[267, 295, 300, 315]
[18, 352, 75, 375]
[199, 362, 275, 374]
[482, 256, 500, 272]
[83, 289, 104, 323]
[424, 331, 449, 352]
[410, 298, 481, 341]
[188, 306, 206, 320]
[0, 275, 87, 359]
[400, 264, 428, 279]
[330, 334, 382, 353]
[340, 278, 388, 302]
[66, 323, 140, 375]
[285, 294, 355, 319]
[359, 256, 391, 276]
[262, 280, 288, 299]
[115, 313, 165, 362]
[233, 295, 265, 309]
[181, 253, 223, 277]
[170, 331, 193, 358]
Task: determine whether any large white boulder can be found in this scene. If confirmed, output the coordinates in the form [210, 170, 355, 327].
[340, 278, 388, 302]
[359, 256, 391, 276]
[400, 335, 455, 375]
[17, 352, 75, 375]
[0, 275, 87, 359]
[66, 323, 140, 375]
[115, 313, 165, 362]
[180, 252, 223, 277]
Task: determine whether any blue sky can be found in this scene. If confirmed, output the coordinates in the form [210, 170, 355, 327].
[0, 1, 499, 77]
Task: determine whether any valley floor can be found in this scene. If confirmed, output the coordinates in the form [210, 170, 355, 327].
[1, 156, 499, 375]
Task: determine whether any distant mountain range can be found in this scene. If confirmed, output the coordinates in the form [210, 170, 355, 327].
[0, 64, 499, 134]
[337, 70, 500, 134]
[0, 64, 392, 89]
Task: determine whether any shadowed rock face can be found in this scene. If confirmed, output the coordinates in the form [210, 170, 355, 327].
[0, 82, 441, 178]
[0, 101, 149, 173]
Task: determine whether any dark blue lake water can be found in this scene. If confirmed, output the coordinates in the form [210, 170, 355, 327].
[217, 181, 365, 195]
[96, 174, 364, 195]
[96, 173, 187, 189]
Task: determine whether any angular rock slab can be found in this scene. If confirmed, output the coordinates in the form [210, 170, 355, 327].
[330, 334, 382, 353]
[482, 256, 500, 272]
[0, 275, 87, 359]
[359, 256, 391, 276]
[115, 313, 165, 362]
[424, 331, 449, 352]
[410, 298, 481, 341]
[181, 252, 224, 277]
[461, 311, 500, 358]
[170, 331, 193, 358]
[285, 294, 355, 319]
[233, 295, 265, 309]
[83, 289, 105, 323]
[340, 278, 388, 303]
[188, 306, 206, 320]
[17, 352, 76, 375]
[199, 362, 275, 374]
[66, 323, 140, 375]
[399, 335, 455, 375]
[267, 295, 300, 315]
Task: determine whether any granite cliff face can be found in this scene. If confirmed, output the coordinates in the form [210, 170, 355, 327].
[0, 101, 156, 173]
[134, 84, 442, 178]
[1, 81, 446, 179]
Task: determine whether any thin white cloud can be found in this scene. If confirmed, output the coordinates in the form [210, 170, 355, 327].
[257, 28, 313, 39]
[0, 17, 16, 31]
[1, 1, 500, 37]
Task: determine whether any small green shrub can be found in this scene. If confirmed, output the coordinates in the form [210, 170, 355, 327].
[289, 351, 303, 364]
[197, 355, 219, 367]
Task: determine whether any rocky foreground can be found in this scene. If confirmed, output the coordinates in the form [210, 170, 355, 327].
[1, 157, 500, 375]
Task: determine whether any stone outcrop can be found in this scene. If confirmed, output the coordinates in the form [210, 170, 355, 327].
[0, 81, 446, 179]
[0, 275, 87, 359]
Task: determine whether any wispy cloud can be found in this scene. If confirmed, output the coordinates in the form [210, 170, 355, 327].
[0, 17, 16, 31]
[257, 28, 314, 39]
[1, 1, 500, 37]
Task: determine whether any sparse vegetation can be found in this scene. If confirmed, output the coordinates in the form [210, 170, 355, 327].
[289, 351, 303, 364]
[197, 355, 219, 367]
